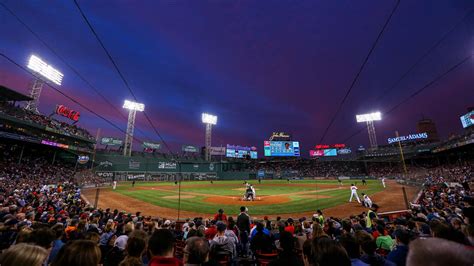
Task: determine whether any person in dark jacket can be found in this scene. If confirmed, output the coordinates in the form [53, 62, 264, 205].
[250, 222, 274, 254]
[387, 229, 410, 266]
[269, 231, 303, 266]
[236, 206, 251, 256]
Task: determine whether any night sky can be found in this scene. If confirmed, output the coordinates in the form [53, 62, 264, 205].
[0, 1, 473, 155]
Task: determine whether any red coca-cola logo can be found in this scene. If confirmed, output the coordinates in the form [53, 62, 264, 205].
[56, 105, 80, 122]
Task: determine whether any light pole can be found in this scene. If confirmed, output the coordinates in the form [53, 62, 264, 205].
[25, 55, 64, 113]
[123, 100, 145, 157]
[202, 113, 217, 161]
[356, 111, 382, 150]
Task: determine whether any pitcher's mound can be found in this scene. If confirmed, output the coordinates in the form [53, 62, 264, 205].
[203, 195, 290, 205]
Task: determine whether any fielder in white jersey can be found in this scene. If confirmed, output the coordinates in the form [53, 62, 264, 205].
[349, 184, 361, 203]
[381, 177, 386, 188]
[113, 180, 117, 190]
[361, 193, 372, 207]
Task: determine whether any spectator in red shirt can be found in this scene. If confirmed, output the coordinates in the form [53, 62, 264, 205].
[284, 218, 295, 235]
[205, 220, 218, 240]
[148, 229, 182, 266]
[214, 209, 227, 222]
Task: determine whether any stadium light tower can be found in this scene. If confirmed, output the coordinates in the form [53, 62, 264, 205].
[123, 100, 145, 157]
[25, 54, 64, 113]
[356, 111, 382, 150]
[202, 113, 217, 161]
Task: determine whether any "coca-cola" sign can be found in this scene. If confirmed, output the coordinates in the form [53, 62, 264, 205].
[55, 105, 80, 122]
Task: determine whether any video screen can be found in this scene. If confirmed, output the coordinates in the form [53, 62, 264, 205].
[460, 111, 474, 128]
[264, 141, 300, 156]
[226, 148, 258, 159]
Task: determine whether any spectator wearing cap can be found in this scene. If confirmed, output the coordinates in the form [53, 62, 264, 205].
[387, 229, 410, 266]
[205, 220, 218, 240]
[375, 225, 394, 252]
[148, 229, 182, 266]
[284, 218, 295, 234]
[214, 209, 227, 222]
[104, 233, 128, 266]
[366, 204, 379, 231]
[210, 221, 236, 259]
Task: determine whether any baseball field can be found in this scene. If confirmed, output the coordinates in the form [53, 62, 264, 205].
[83, 179, 418, 219]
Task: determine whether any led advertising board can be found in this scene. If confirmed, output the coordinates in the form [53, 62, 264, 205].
[310, 149, 337, 157]
[460, 111, 474, 129]
[225, 144, 258, 159]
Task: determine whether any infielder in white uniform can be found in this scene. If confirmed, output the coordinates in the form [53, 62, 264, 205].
[349, 184, 361, 203]
[361, 193, 372, 207]
[381, 177, 386, 188]
[113, 180, 117, 190]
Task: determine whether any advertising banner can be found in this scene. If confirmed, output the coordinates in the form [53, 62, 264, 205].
[127, 173, 145, 181]
[387, 132, 428, 144]
[101, 137, 123, 146]
[96, 172, 114, 178]
[77, 155, 89, 164]
[182, 145, 199, 153]
[55, 105, 80, 122]
[143, 142, 161, 149]
[209, 146, 226, 156]
[158, 162, 177, 169]
[129, 160, 141, 169]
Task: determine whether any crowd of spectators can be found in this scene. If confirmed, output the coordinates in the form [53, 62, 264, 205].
[0, 101, 94, 141]
[0, 145, 473, 266]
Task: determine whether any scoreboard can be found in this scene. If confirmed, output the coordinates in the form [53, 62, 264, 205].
[264, 141, 300, 157]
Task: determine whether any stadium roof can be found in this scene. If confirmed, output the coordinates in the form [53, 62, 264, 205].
[0, 85, 32, 102]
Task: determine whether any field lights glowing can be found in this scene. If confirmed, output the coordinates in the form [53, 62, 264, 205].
[356, 112, 382, 123]
[123, 100, 145, 111]
[27, 55, 63, 85]
[202, 113, 217, 125]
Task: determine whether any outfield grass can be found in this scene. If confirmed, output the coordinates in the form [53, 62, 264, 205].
[114, 180, 384, 216]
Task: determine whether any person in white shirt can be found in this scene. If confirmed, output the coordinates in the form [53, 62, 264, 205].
[349, 184, 361, 203]
[381, 177, 386, 188]
[361, 193, 372, 207]
[113, 180, 117, 190]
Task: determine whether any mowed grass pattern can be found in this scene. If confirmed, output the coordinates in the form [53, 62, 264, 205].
[114, 180, 384, 216]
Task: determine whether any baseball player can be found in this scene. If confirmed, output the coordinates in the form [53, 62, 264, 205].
[113, 180, 117, 190]
[349, 183, 361, 203]
[381, 177, 386, 188]
[361, 193, 372, 208]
